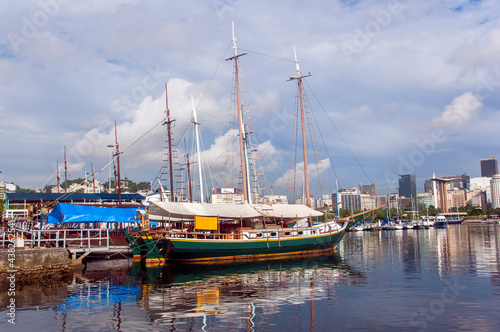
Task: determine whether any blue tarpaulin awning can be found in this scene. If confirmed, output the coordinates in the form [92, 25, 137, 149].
[48, 203, 139, 224]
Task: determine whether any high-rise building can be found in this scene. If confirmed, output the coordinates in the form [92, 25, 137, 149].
[417, 192, 433, 207]
[424, 174, 469, 192]
[399, 174, 416, 200]
[491, 175, 500, 209]
[481, 158, 498, 177]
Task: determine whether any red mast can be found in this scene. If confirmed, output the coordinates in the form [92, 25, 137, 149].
[225, 23, 249, 203]
[289, 48, 312, 207]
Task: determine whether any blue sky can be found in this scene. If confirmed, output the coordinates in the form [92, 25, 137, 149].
[1, 0, 499, 199]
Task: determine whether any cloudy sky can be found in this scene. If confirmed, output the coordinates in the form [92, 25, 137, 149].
[1, 0, 499, 199]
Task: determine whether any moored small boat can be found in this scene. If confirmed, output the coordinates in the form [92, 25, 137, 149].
[433, 215, 448, 228]
[382, 220, 403, 230]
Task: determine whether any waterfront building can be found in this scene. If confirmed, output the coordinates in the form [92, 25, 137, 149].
[210, 188, 244, 204]
[50, 186, 64, 193]
[491, 174, 500, 209]
[2, 183, 16, 192]
[388, 193, 399, 210]
[447, 189, 466, 210]
[332, 188, 385, 211]
[340, 193, 361, 211]
[417, 192, 434, 208]
[425, 174, 470, 192]
[294, 195, 315, 208]
[360, 194, 386, 211]
[481, 158, 498, 177]
[470, 177, 492, 191]
[0, 183, 5, 200]
[466, 189, 487, 209]
[399, 174, 416, 200]
[262, 195, 288, 205]
[358, 183, 378, 196]
[436, 189, 466, 212]
[469, 177, 492, 208]
[399, 197, 411, 210]
[316, 194, 333, 208]
[333, 188, 359, 211]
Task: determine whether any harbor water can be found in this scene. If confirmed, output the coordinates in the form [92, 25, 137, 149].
[1, 223, 499, 331]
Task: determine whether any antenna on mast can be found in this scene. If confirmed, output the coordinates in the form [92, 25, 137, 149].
[294, 47, 301, 77]
[232, 21, 238, 56]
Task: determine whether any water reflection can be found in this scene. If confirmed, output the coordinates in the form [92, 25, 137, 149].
[342, 224, 500, 282]
[2, 224, 499, 331]
[129, 254, 359, 330]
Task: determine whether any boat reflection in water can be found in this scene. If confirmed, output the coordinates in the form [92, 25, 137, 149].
[130, 253, 359, 330]
[7, 224, 498, 331]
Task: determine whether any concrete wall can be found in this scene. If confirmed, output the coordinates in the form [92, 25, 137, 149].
[0, 248, 69, 270]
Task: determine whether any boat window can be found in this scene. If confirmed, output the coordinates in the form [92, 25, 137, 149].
[256, 233, 262, 237]
[298, 231, 303, 235]
[285, 231, 290, 236]
[271, 232, 277, 237]
[312, 231, 315, 234]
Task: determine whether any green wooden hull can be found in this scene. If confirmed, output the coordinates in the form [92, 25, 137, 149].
[126, 227, 348, 263]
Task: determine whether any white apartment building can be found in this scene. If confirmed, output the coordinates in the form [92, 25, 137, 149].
[491, 175, 500, 209]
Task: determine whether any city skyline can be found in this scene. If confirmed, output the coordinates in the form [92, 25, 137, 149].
[1, 1, 500, 197]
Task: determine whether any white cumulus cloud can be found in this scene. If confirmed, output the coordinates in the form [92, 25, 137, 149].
[432, 92, 483, 129]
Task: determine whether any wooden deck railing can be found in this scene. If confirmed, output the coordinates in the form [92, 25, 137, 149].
[0, 227, 112, 250]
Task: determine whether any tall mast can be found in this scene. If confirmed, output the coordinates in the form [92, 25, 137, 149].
[91, 163, 96, 193]
[191, 95, 204, 203]
[64, 146, 68, 193]
[107, 144, 114, 193]
[114, 121, 122, 205]
[184, 138, 193, 202]
[289, 47, 312, 206]
[225, 22, 250, 203]
[164, 84, 176, 202]
[56, 161, 60, 193]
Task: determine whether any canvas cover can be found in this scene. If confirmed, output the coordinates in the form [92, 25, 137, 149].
[252, 204, 323, 218]
[148, 202, 322, 220]
[148, 202, 263, 219]
[48, 203, 139, 223]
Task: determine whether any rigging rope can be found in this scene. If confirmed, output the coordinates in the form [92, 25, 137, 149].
[304, 80, 373, 186]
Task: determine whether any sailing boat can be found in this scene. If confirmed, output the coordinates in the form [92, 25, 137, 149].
[125, 25, 381, 264]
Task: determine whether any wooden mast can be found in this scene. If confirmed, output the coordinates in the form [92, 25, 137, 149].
[91, 163, 96, 193]
[289, 48, 312, 207]
[225, 23, 249, 204]
[164, 84, 176, 202]
[114, 121, 122, 205]
[184, 138, 193, 202]
[56, 161, 60, 193]
[64, 146, 68, 193]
